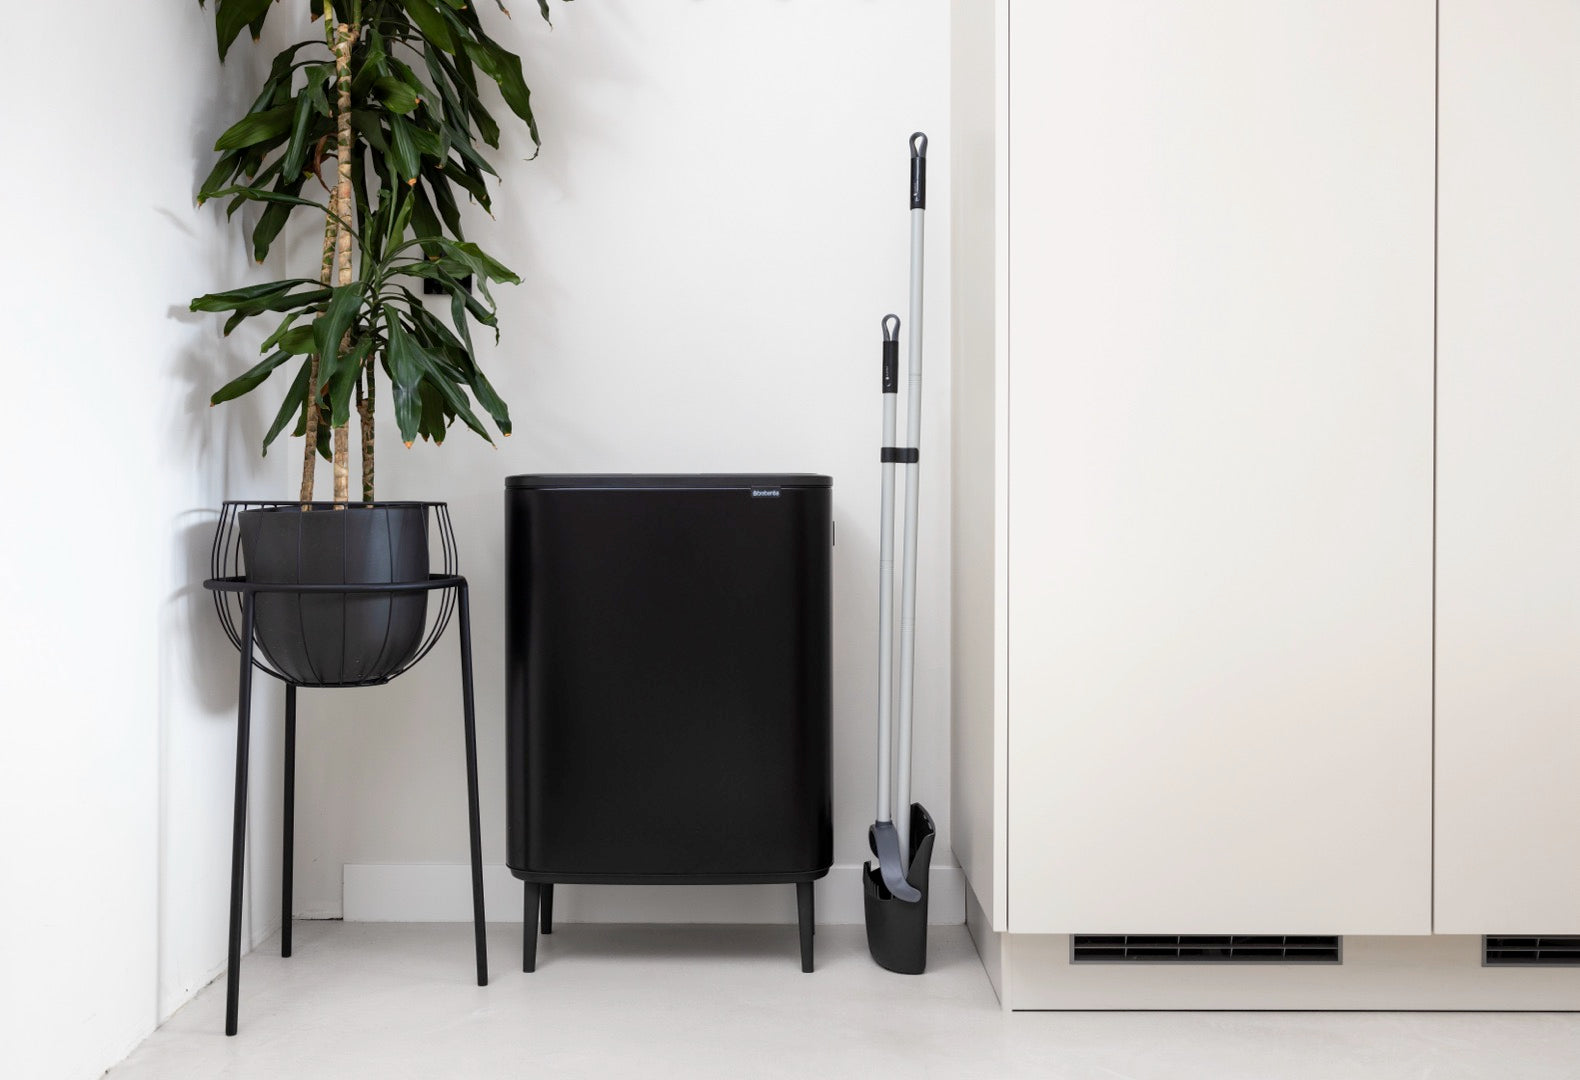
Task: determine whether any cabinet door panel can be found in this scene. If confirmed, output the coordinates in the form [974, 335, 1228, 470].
[1435, 0, 1580, 934]
[1006, 1, 1435, 934]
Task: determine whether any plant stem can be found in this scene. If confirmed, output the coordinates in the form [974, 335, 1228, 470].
[300, 188, 339, 507]
[359, 353, 375, 503]
[331, 19, 356, 506]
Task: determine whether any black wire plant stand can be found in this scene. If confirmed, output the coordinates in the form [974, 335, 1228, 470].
[204, 500, 486, 1036]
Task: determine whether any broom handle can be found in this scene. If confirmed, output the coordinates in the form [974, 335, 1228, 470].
[895, 132, 927, 863]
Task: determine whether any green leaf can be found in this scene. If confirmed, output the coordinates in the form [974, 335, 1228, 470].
[420, 265, 500, 332]
[470, 368, 511, 435]
[427, 170, 464, 238]
[212, 348, 292, 404]
[350, 110, 392, 155]
[405, 0, 455, 51]
[384, 307, 426, 444]
[466, 93, 500, 150]
[214, 102, 295, 152]
[261, 358, 313, 455]
[407, 124, 453, 167]
[205, 284, 331, 335]
[435, 239, 518, 308]
[197, 151, 242, 203]
[361, 186, 390, 268]
[312, 284, 367, 382]
[390, 187, 416, 245]
[292, 396, 334, 460]
[448, 239, 517, 282]
[399, 288, 463, 346]
[252, 203, 292, 263]
[409, 296, 512, 435]
[280, 93, 315, 180]
[209, 186, 358, 239]
[429, 45, 503, 152]
[410, 185, 444, 254]
[449, 40, 480, 94]
[194, 282, 333, 336]
[374, 76, 421, 115]
[208, 183, 328, 213]
[441, 158, 491, 210]
[303, 64, 334, 116]
[264, 41, 319, 88]
[386, 288, 495, 443]
[450, 287, 478, 362]
[277, 324, 320, 355]
[389, 58, 440, 117]
[251, 175, 309, 263]
[385, 258, 460, 283]
[463, 39, 540, 148]
[191, 279, 320, 311]
[418, 380, 448, 444]
[215, 0, 272, 61]
[223, 160, 280, 218]
[325, 335, 374, 426]
[420, 356, 492, 442]
[293, 389, 332, 460]
[389, 115, 421, 182]
[421, 44, 466, 121]
[352, 28, 388, 96]
[440, 122, 497, 177]
[260, 312, 301, 353]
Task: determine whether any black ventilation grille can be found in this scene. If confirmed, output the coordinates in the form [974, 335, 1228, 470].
[1483, 937, 1580, 966]
[1071, 935, 1342, 964]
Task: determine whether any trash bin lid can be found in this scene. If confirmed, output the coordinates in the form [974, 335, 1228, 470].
[505, 474, 831, 490]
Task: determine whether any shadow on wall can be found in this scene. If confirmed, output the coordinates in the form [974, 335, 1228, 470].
[151, 4, 297, 1020]
[173, 514, 243, 714]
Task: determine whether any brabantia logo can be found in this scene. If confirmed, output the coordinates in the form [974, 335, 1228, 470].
[751, 489, 781, 498]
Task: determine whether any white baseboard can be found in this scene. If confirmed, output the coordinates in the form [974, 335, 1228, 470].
[343, 863, 965, 926]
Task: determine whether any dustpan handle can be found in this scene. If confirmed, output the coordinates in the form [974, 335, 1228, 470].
[875, 314, 900, 825]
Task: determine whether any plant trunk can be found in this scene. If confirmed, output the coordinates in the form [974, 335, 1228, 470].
[331, 20, 356, 505]
[300, 188, 339, 506]
[359, 354, 375, 503]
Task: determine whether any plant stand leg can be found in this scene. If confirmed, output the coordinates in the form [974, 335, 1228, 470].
[458, 583, 487, 987]
[523, 883, 541, 972]
[225, 596, 257, 1037]
[541, 883, 554, 935]
[796, 881, 814, 973]
[281, 684, 296, 959]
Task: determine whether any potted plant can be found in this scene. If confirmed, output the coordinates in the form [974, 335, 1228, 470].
[191, 0, 555, 684]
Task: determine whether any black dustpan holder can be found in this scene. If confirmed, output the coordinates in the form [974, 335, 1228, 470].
[863, 802, 936, 974]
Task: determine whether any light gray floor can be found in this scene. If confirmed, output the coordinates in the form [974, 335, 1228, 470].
[110, 923, 1580, 1079]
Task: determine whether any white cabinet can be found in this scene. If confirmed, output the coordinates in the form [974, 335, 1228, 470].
[1434, 0, 1580, 935]
[953, 0, 1580, 1009]
[954, 0, 1435, 940]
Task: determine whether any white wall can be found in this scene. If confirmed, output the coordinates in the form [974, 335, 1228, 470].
[0, 5, 291, 1077]
[290, 0, 956, 922]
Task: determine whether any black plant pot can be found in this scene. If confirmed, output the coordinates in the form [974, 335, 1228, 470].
[238, 504, 429, 686]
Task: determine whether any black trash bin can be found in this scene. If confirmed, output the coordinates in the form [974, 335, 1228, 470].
[505, 474, 833, 971]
